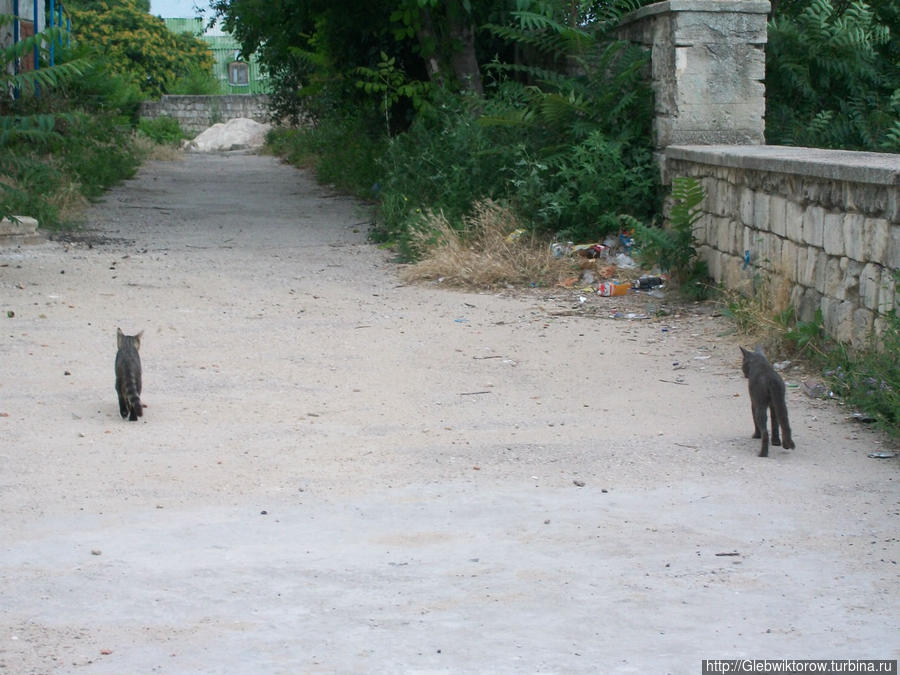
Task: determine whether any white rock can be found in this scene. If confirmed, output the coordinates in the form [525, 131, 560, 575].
[186, 118, 271, 152]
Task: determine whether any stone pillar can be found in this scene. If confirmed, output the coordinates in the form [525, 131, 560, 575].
[616, 0, 770, 179]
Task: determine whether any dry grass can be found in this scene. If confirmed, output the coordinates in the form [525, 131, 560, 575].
[720, 267, 795, 353]
[132, 133, 185, 161]
[48, 179, 89, 222]
[399, 200, 576, 289]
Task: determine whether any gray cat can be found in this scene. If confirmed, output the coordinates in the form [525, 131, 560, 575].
[115, 328, 143, 421]
[740, 346, 795, 457]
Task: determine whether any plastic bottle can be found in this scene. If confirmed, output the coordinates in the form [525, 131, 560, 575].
[633, 275, 664, 290]
[597, 282, 631, 297]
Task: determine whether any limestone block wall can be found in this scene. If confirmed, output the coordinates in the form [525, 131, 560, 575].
[616, 0, 769, 163]
[139, 95, 270, 135]
[666, 145, 900, 346]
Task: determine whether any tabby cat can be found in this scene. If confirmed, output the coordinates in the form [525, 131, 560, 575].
[115, 328, 143, 421]
[740, 347, 795, 457]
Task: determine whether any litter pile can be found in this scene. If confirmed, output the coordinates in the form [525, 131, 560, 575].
[553, 233, 666, 298]
[185, 118, 272, 152]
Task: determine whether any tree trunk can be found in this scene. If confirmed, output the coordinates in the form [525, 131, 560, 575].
[447, 13, 482, 95]
[414, 1, 482, 95]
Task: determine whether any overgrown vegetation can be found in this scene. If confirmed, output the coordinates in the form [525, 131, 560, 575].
[67, 0, 214, 98]
[629, 177, 710, 300]
[254, 1, 659, 261]
[1, 13, 178, 228]
[766, 0, 900, 151]
[137, 116, 187, 147]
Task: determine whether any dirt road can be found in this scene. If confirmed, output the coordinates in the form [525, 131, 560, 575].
[1, 152, 897, 674]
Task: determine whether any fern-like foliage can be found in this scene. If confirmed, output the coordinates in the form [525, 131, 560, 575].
[1, 14, 89, 222]
[766, 0, 900, 151]
[483, 1, 652, 146]
[476, 0, 658, 240]
[630, 176, 704, 282]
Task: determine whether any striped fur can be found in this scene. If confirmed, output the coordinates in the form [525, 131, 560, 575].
[115, 328, 143, 421]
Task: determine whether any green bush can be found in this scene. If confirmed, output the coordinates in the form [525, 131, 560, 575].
[373, 93, 518, 254]
[56, 114, 142, 200]
[138, 116, 186, 146]
[169, 67, 223, 96]
[267, 116, 385, 198]
[1, 16, 147, 228]
[766, 0, 900, 151]
[506, 130, 656, 241]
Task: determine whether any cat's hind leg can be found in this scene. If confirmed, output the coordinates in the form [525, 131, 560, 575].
[117, 384, 128, 419]
[753, 404, 770, 457]
[769, 402, 781, 446]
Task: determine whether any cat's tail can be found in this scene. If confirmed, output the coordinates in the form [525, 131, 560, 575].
[122, 376, 143, 421]
[770, 380, 794, 449]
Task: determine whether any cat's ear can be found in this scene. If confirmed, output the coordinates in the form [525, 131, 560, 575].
[117, 327, 124, 348]
[134, 330, 143, 348]
[740, 346, 750, 357]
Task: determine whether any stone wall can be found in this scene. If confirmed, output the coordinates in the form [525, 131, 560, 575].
[666, 145, 900, 346]
[139, 95, 270, 135]
[616, 0, 769, 173]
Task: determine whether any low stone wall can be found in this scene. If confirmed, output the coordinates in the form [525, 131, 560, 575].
[666, 145, 900, 346]
[0, 216, 43, 245]
[139, 95, 270, 135]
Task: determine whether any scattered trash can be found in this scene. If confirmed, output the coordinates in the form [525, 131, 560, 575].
[850, 412, 876, 423]
[802, 380, 828, 399]
[614, 252, 637, 269]
[868, 452, 896, 459]
[773, 360, 791, 371]
[619, 232, 635, 252]
[6, 310, 13, 318]
[550, 242, 572, 258]
[714, 552, 740, 557]
[598, 281, 631, 297]
[573, 480, 586, 487]
[609, 312, 649, 320]
[632, 275, 664, 291]
[505, 228, 527, 243]
[572, 243, 608, 259]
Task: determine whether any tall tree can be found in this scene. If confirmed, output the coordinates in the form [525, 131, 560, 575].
[69, 0, 213, 98]
[210, 0, 515, 123]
